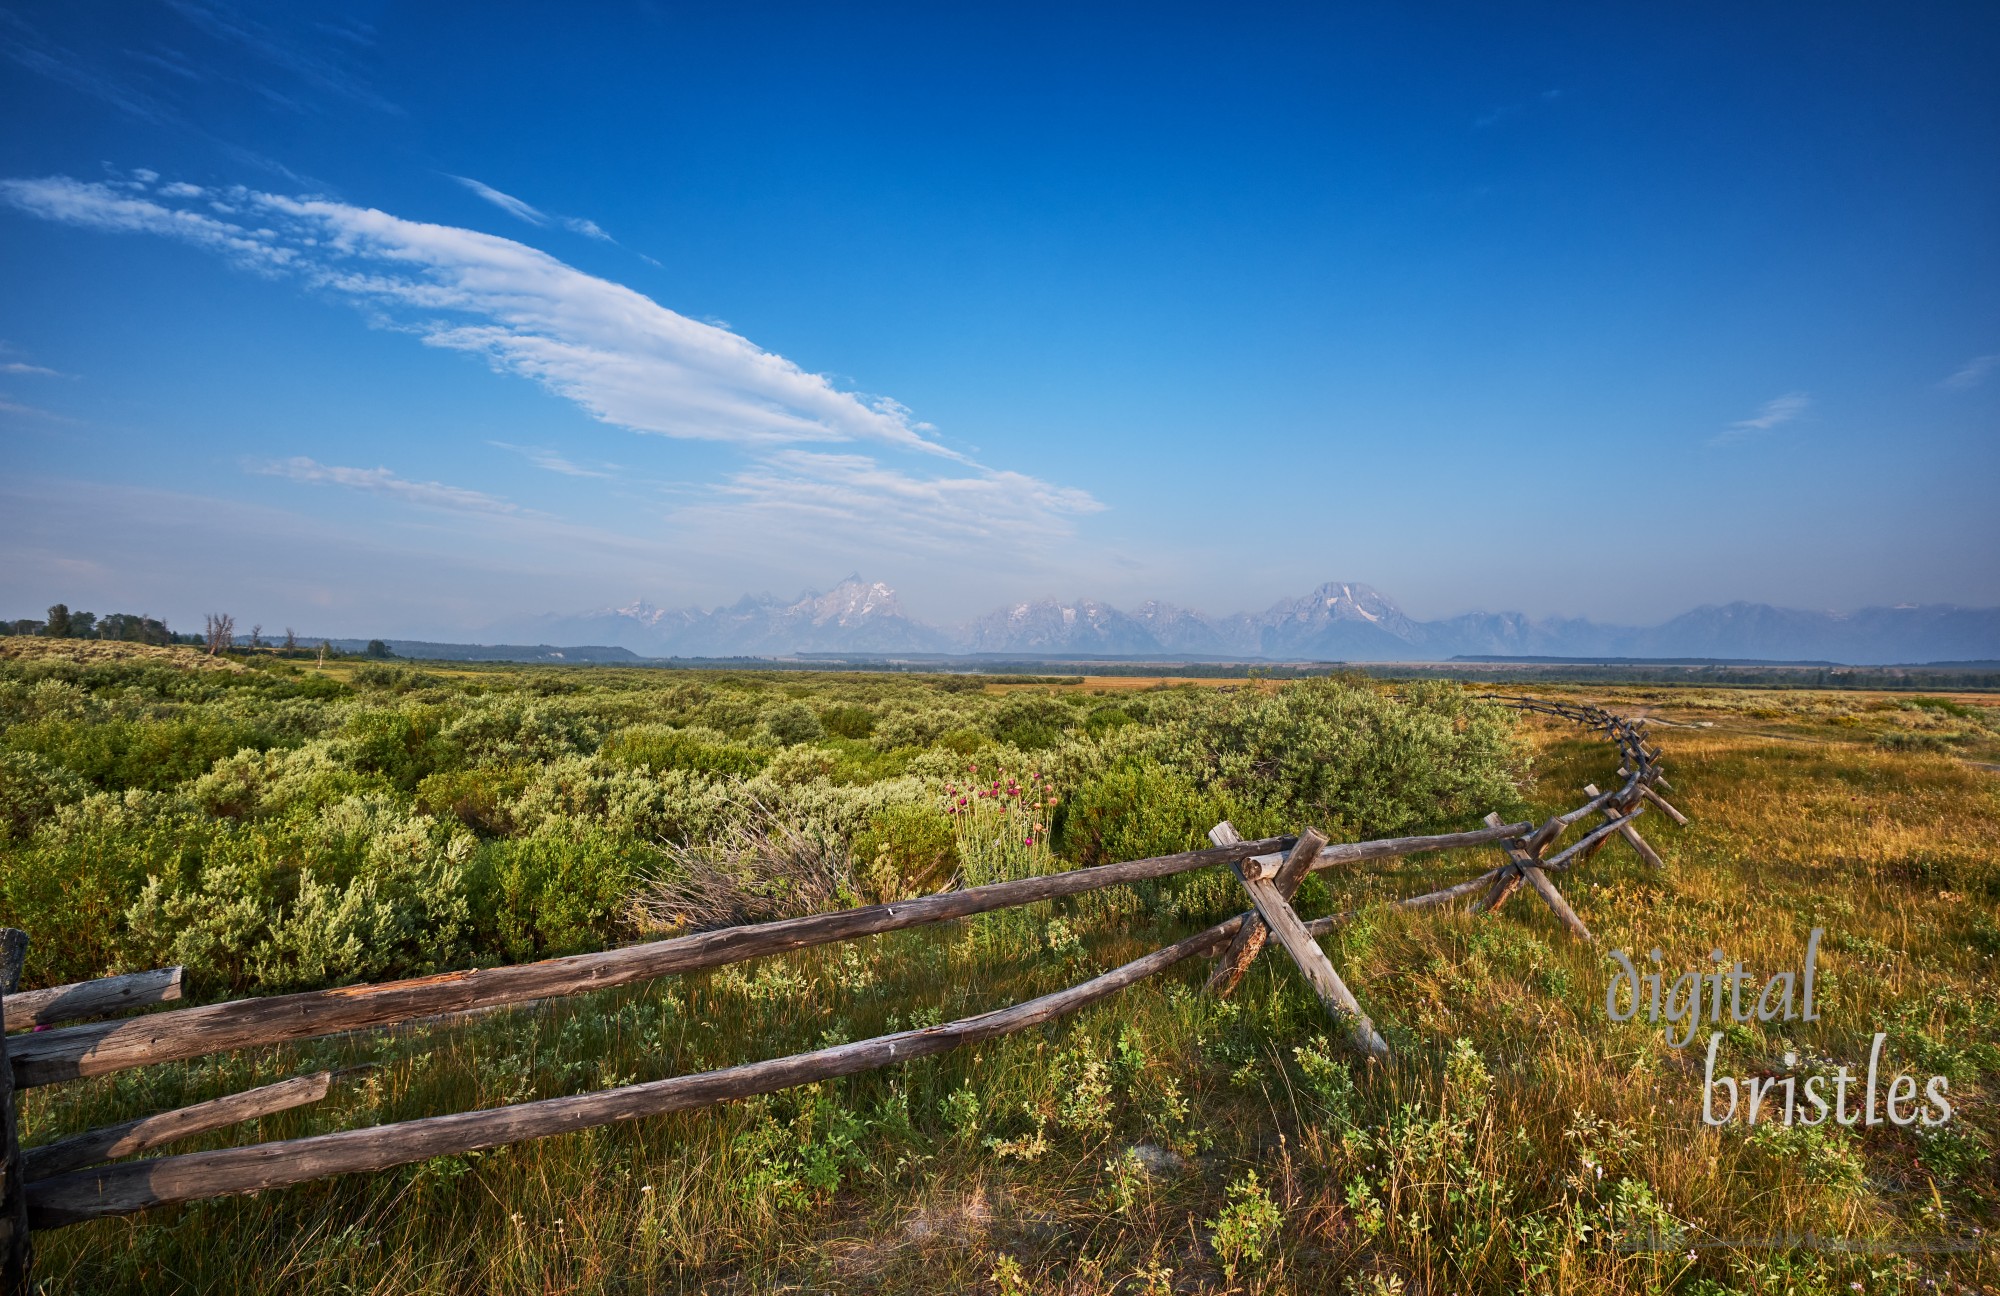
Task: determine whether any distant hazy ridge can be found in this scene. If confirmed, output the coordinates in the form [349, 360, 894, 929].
[485, 579, 2000, 665]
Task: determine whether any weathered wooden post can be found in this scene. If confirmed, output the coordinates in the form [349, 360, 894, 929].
[1619, 767, 1691, 826]
[0, 928, 33, 1295]
[1208, 823, 1388, 1059]
[1205, 823, 1323, 996]
[1483, 813, 1593, 942]
[1583, 783, 1665, 869]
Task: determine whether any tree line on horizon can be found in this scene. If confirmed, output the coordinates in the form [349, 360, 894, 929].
[2, 603, 186, 646]
[2, 603, 398, 659]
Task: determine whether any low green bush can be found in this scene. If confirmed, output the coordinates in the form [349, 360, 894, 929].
[0, 659, 1526, 997]
[759, 701, 827, 746]
[988, 694, 1072, 750]
[0, 791, 204, 985]
[337, 705, 461, 791]
[851, 802, 960, 900]
[4, 714, 273, 792]
[415, 763, 535, 835]
[120, 797, 476, 996]
[1112, 677, 1523, 839]
[818, 703, 876, 739]
[468, 824, 648, 962]
[599, 724, 769, 777]
[0, 749, 84, 841]
[1055, 759, 1232, 867]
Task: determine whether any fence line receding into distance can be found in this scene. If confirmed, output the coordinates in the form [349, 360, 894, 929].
[0, 696, 1682, 1292]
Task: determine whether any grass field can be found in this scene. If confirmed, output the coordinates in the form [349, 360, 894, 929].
[2, 643, 1995, 1294]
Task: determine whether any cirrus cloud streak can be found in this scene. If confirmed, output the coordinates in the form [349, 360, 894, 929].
[0, 170, 1105, 560]
[248, 456, 531, 516]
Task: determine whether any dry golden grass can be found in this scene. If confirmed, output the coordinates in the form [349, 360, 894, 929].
[0, 638, 242, 670]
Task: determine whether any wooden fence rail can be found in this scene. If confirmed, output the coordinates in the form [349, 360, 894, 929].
[0, 695, 1685, 1292]
[3, 968, 182, 1033]
[22, 1070, 341, 1183]
[8, 823, 1539, 1090]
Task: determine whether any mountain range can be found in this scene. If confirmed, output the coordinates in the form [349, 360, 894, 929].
[492, 578, 2000, 665]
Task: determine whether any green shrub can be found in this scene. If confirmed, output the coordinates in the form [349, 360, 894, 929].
[350, 664, 442, 692]
[818, 704, 876, 739]
[851, 802, 960, 900]
[988, 694, 1071, 750]
[1056, 759, 1232, 867]
[415, 764, 534, 835]
[1125, 678, 1521, 839]
[442, 698, 593, 763]
[193, 742, 386, 820]
[4, 715, 272, 792]
[759, 701, 826, 746]
[121, 799, 476, 996]
[1292, 1036, 1359, 1125]
[1083, 704, 1134, 736]
[873, 704, 967, 749]
[1207, 1169, 1283, 1282]
[753, 740, 910, 789]
[0, 750, 85, 841]
[0, 791, 207, 985]
[599, 725, 768, 777]
[337, 705, 461, 791]
[468, 824, 646, 962]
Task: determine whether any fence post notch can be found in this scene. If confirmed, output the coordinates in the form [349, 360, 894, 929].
[1205, 822, 1323, 997]
[1484, 814, 1593, 942]
[1211, 823, 1389, 1059]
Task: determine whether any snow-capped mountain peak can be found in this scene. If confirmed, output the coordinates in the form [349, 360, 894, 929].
[498, 578, 2000, 664]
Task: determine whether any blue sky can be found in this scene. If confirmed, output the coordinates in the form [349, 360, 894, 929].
[3, 2, 1996, 638]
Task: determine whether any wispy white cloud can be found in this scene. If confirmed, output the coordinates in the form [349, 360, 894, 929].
[2, 169, 1103, 555]
[448, 174, 616, 242]
[1711, 392, 1810, 446]
[0, 173, 956, 455]
[0, 11, 181, 124]
[249, 456, 530, 516]
[123, 46, 203, 83]
[162, 0, 401, 115]
[1941, 354, 1998, 391]
[5, 3, 391, 137]
[1733, 392, 1811, 430]
[449, 174, 544, 226]
[489, 441, 615, 479]
[0, 362, 67, 377]
[684, 449, 1105, 554]
[0, 175, 299, 270]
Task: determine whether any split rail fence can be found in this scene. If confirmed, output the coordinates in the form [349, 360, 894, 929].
[0, 696, 1684, 1292]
